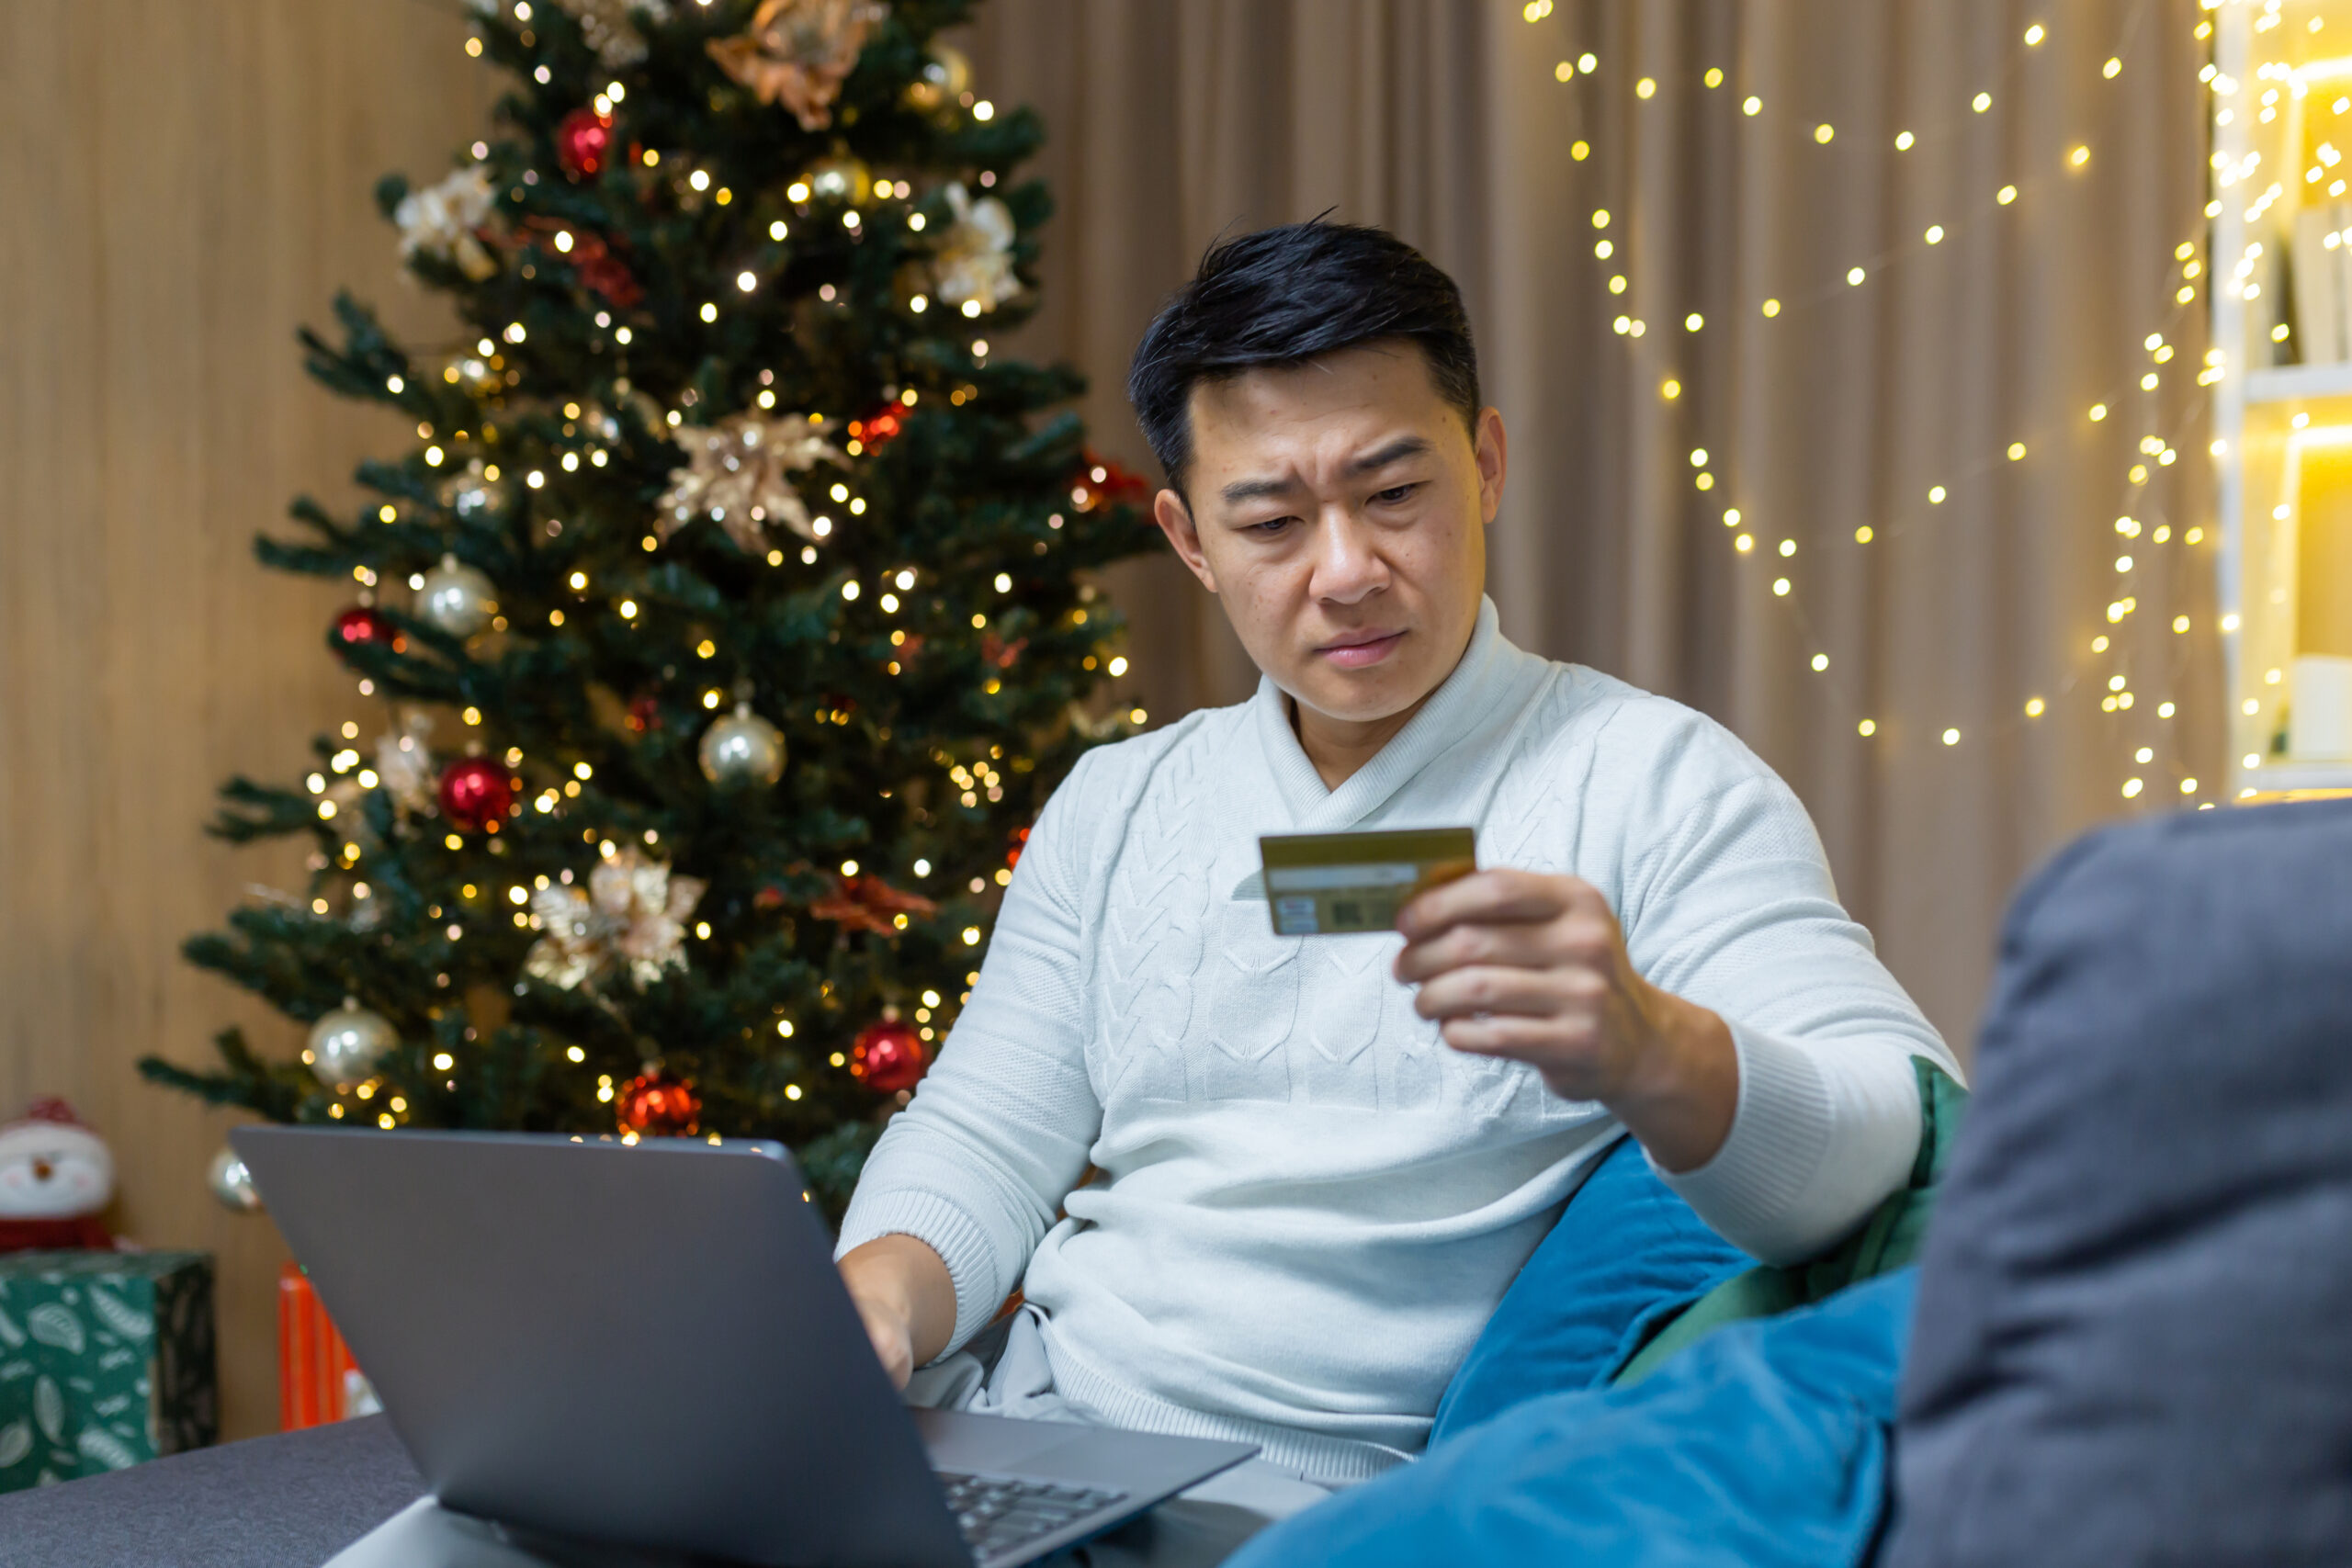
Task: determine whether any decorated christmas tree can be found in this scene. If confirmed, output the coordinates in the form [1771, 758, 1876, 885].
[141, 0, 1155, 1213]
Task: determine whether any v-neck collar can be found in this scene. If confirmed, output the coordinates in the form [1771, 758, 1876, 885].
[1252, 597, 1532, 831]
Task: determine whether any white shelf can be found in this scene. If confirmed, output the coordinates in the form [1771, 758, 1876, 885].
[2245, 361, 2352, 403]
[2244, 759, 2352, 793]
[2211, 5, 2352, 803]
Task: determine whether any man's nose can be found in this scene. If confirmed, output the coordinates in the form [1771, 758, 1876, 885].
[1307, 508, 1388, 604]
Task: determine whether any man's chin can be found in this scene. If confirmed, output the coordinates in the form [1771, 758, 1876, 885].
[1285, 665, 1433, 728]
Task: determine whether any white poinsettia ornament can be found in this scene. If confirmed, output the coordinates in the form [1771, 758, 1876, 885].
[525, 847, 707, 992]
[932, 182, 1022, 314]
[658, 412, 848, 551]
[556, 0, 673, 68]
[0, 1099, 116, 1252]
[373, 710, 439, 818]
[394, 165, 500, 282]
[470, 0, 673, 67]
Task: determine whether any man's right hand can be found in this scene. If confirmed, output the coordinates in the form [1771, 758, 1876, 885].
[836, 1234, 956, 1391]
[849, 1292, 916, 1389]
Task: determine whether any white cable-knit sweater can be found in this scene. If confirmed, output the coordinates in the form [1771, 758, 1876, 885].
[839, 599, 1956, 1481]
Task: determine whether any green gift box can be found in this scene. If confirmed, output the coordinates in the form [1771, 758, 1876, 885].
[0, 1250, 217, 1491]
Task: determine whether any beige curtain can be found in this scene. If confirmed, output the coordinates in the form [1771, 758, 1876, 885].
[962, 0, 2219, 1050]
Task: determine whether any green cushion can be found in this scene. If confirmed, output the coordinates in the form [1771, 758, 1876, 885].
[1611, 1058, 1967, 1386]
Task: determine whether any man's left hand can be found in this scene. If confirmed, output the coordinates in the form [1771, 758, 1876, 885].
[1393, 869, 1738, 1172]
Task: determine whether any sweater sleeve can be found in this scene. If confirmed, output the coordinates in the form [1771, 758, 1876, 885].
[1613, 742, 1962, 1265]
[833, 751, 1107, 1357]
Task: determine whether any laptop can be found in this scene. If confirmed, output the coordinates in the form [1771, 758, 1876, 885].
[234, 1126, 1256, 1567]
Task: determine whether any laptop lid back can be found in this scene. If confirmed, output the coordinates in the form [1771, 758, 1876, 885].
[234, 1125, 968, 1568]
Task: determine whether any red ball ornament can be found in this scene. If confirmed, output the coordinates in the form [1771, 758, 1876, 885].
[616, 1069, 701, 1137]
[847, 401, 907, 453]
[331, 605, 404, 655]
[436, 756, 516, 833]
[851, 1021, 931, 1096]
[555, 108, 616, 178]
[1072, 447, 1154, 513]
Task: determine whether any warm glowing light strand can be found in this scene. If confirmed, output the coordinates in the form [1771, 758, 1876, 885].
[1540, 6, 2206, 801]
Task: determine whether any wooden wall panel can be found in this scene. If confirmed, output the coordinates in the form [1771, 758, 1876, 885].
[0, 1, 494, 1442]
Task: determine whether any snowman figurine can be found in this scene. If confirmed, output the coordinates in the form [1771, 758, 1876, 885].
[0, 1098, 116, 1251]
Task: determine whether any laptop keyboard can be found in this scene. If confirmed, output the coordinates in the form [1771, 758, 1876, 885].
[938, 1470, 1130, 1562]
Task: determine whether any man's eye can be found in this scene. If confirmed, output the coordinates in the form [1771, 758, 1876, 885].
[1373, 484, 1418, 505]
[1248, 517, 1295, 535]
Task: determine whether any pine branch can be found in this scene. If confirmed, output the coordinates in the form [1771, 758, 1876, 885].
[797, 1121, 884, 1223]
[205, 777, 322, 842]
[137, 1029, 316, 1122]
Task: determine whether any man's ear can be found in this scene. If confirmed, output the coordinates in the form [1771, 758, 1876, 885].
[1474, 407, 1508, 526]
[1153, 488, 1219, 593]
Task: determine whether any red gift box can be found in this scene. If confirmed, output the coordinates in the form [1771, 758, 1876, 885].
[277, 1262, 373, 1429]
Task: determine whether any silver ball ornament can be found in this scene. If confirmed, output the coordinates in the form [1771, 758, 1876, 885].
[698, 703, 787, 788]
[208, 1145, 263, 1213]
[416, 554, 498, 638]
[307, 998, 398, 1090]
[802, 154, 875, 206]
[904, 41, 972, 112]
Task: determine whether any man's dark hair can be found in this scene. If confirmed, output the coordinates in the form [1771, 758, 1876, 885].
[1125, 220, 1481, 494]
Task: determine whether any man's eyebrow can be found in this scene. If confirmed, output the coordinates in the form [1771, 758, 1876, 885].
[1345, 435, 1431, 476]
[1219, 474, 1296, 505]
[1216, 437, 1434, 506]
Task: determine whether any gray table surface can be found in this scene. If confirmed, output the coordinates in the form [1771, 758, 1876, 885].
[0, 1417, 424, 1568]
[0, 1419, 1287, 1568]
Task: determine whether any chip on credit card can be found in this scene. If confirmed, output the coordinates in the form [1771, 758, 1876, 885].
[1260, 828, 1477, 936]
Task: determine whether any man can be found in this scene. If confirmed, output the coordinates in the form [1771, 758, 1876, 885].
[837, 222, 1954, 1505]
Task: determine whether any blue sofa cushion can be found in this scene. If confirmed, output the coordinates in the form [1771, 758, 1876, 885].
[1884, 799, 2352, 1567]
[1430, 1134, 1749, 1444]
[1230, 1269, 1917, 1568]
[1611, 1057, 1966, 1387]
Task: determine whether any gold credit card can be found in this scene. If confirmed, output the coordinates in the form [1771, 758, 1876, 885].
[1260, 828, 1477, 936]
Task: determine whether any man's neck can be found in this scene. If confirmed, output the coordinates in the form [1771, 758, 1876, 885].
[1287, 611, 1483, 790]
[1291, 694, 1431, 790]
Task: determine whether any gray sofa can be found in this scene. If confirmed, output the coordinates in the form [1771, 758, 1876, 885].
[1887, 797, 2352, 1565]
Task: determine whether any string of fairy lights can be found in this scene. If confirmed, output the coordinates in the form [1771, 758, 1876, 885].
[2209, 0, 2352, 796]
[1529, 0, 2218, 807]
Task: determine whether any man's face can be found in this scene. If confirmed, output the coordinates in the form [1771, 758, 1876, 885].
[1152, 342, 1505, 728]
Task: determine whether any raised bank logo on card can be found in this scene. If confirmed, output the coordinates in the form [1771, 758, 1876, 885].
[1259, 828, 1477, 936]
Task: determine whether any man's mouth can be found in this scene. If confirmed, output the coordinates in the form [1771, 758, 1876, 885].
[1317, 628, 1405, 669]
